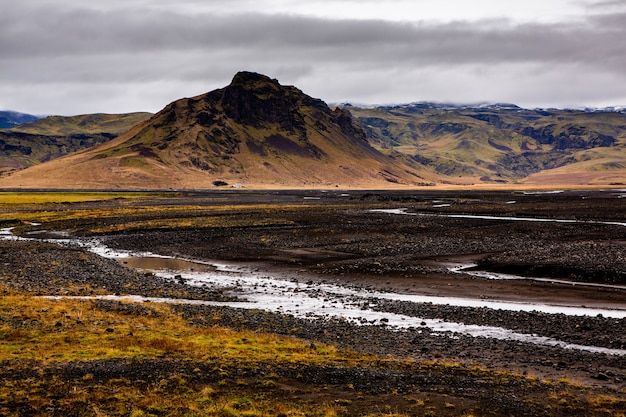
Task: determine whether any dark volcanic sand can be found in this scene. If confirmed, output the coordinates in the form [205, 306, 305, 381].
[2, 189, 626, 414]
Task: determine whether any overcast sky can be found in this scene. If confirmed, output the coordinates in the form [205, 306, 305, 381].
[1, 0, 625, 115]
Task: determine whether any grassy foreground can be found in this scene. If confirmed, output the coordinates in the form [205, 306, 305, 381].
[0, 295, 368, 416]
[3, 293, 625, 417]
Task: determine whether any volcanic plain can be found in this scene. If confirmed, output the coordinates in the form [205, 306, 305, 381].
[0, 189, 625, 416]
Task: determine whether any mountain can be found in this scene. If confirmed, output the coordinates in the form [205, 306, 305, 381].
[4, 77, 626, 189]
[0, 111, 40, 129]
[348, 104, 626, 186]
[11, 112, 152, 136]
[0, 113, 152, 174]
[0, 72, 427, 189]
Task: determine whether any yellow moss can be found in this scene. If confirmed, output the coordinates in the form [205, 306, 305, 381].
[0, 191, 157, 205]
[0, 295, 364, 366]
[0, 201, 345, 235]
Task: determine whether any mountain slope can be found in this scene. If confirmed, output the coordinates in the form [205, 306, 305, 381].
[348, 104, 626, 185]
[0, 113, 152, 174]
[0, 72, 427, 189]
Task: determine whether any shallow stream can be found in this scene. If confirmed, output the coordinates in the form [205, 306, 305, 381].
[3, 220, 626, 356]
[80, 237, 626, 355]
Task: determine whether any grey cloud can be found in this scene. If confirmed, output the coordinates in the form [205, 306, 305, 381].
[586, 0, 626, 9]
[1, 1, 625, 113]
[2, 5, 623, 68]
[587, 11, 626, 28]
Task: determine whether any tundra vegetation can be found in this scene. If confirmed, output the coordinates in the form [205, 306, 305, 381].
[0, 191, 625, 416]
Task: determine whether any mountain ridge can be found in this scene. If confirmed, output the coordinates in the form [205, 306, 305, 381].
[2, 73, 626, 189]
[348, 103, 626, 186]
[0, 113, 152, 174]
[12, 112, 153, 136]
[0, 72, 427, 189]
[340, 101, 626, 114]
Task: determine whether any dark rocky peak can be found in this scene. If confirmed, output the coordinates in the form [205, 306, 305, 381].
[228, 71, 281, 91]
[148, 72, 367, 152]
[219, 72, 328, 132]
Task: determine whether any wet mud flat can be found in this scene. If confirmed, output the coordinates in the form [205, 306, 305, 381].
[2, 188, 626, 415]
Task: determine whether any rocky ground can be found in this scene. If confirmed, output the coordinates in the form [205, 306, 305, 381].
[1, 189, 626, 415]
[0, 240, 232, 301]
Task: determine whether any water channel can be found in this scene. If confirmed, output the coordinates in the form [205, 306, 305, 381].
[3, 209, 626, 356]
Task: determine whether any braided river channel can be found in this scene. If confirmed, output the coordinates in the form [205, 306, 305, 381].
[4, 206, 626, 356]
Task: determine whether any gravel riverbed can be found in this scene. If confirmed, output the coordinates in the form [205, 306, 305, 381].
[2, 189, 626, 416]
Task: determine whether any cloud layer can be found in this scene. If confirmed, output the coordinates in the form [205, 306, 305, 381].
[1, 0, 625, 115]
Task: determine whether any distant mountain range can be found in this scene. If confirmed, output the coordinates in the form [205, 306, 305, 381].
[0, 113, 152, 173]
[0, 111, 40, 129]
[339, 101, 626, 114]
[1, 73, 626, 189]
[347, 103, 626, 186]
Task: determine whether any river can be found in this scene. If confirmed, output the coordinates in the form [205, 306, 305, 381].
[3, 221, 626, 356]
